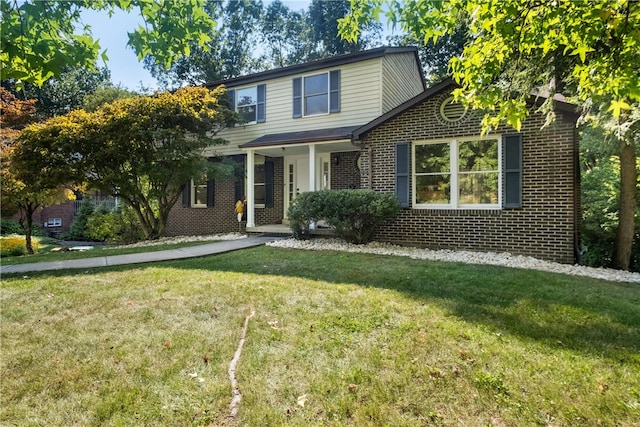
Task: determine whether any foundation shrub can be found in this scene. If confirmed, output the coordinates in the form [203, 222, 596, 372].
[288, 190, 400, 244]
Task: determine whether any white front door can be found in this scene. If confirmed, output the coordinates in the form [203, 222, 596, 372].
[284, 154, 330, 218]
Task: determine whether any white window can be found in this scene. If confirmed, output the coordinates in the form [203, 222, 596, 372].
[304, 73, 329, 116]
[292, 70, 339, 118]
[236, 86, 258, 124]
[191, 179, 208, 207]
[44, 218, 62, 227]
[254, 163, 266, 206]
[413, 137, 501, 209]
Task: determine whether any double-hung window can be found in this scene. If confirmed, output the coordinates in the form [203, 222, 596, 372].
[228, 84, 266, 125]
[414, 137, 501, 208]
[191, 178, 208, 207]
[293, 70, 340, 118]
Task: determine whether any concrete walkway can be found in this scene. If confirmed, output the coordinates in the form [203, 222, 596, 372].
[0, 235, 286, 274]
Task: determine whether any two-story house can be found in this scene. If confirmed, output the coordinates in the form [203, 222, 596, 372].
[166, 46, 425, 236]
[167, 46, 580, 265]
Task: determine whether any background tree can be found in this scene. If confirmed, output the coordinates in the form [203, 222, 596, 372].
[2, 67, 111, 119]
[145, 0, 264, 87]
[341, 0, 639, 270]
[148, 0, 383, 88]
[1, 88, 78, 253]
[81, 85, 139, 112]
[1, 0, 215, 87]
[18, 87, 235, 240]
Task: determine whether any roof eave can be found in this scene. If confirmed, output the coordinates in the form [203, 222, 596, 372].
[205, 46, 422, 89]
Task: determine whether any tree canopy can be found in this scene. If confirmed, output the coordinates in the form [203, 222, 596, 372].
[1, 88, 76, 253]
[16, 86, 235, 240]
[0, 0, 215, 87]
[146, 0, 383, 88]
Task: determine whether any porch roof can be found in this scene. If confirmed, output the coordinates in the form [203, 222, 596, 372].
[239, 125, 360, 149]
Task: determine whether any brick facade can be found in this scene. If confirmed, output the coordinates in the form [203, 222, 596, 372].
[166, 157, 285, 236]
[358, 90, 580, 264]
[331, 151, 361, 190]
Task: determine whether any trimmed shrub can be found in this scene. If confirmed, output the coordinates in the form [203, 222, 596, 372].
[287, 190, 400, 244]
[287, 191, 325, 240]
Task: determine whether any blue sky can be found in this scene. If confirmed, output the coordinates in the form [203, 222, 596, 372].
[83, 1, 316, 91]
[82, 8, 158, 91]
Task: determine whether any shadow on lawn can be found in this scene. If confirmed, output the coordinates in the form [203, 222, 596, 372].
[194, 247, 640, 362]
[14, 246, 640, 361]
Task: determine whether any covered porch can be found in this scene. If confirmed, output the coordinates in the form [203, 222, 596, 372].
[239, 126, 361, 229]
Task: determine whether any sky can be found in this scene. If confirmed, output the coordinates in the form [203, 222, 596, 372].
[82, 9, 159, 91]
[82, 1, 317, 91]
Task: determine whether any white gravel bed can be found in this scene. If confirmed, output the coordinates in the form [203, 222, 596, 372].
[111, 233, 246, 249]
[267, 238, 640, 283]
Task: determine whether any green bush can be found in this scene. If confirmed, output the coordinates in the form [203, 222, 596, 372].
[66, 198, 95, 240]
[86, 204, 144, 244]
[0, 219, 46, 237]
[287, 191, 326, 240]
[287, 190, 400, 244]
[0, 219, 24, 236]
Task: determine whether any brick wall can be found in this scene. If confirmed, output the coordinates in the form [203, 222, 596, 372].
[359, 91, 580, 264]
[29, 201, 76, 235]
[331, 151, 361, 190]
[166, 156, 284, 236]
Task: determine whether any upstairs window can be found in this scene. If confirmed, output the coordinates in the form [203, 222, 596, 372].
[228, 84, 266, 125]
[293, 70, 340, 118]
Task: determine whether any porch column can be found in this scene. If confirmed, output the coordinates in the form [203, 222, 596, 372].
[246, 149, 255, 228]
[308, 144, 317, 191]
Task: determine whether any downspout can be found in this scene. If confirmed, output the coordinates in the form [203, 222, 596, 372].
[352, 137, 372, 190]
[367, 143, 373, 190]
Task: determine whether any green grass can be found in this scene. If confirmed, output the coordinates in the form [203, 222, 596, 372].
[1, 247, 639, 426]
[0, 239, 219, 265]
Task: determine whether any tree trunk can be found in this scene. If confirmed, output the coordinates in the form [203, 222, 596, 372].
[612, 140, 637, 271]
[23, 204, 36, 255]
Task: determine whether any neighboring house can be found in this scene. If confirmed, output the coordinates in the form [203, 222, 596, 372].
[168, 47, 580, 265]
[21, 190, 118, 236]
[166, 47, 426, 235]
[351, 79, 580, 264]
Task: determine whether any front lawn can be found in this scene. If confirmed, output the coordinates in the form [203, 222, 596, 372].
[1, 247, 638, 426]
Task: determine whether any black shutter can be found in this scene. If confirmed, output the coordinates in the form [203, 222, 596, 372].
[182, 180, 191, 207]
[329, 70, 340, 113]
[292, 77, 302, 118]
[503, 134, 523, 209]
[206, 179, 215, 207]
[257, 84, 266, 123]
[227, 89, 236, 127]
[234, 156, 246, 202]
[265, 160, 274, 208]
[395, 142, 411, 208]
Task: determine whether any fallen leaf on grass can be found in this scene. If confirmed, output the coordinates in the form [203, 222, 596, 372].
[268, 320, 280, 329]
[297, 394, 308, 407]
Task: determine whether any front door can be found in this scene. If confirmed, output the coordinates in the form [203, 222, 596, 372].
[284, 154, 330, 218]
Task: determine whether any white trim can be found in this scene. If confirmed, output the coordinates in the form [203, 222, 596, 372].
[246, 150, 255, 227]
[308, 144, 317, 191]
[412, 135, 502, 210]
[235, 85, 258, 126]
[301, 71, 331, 118]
